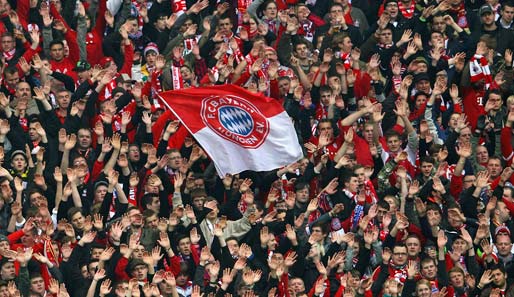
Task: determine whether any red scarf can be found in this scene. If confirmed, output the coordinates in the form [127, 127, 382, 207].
[450, 3, 469, 28]
[340, 52, 352, 69]
[343, 6, 354, 25]
[172, 0, 186, 13]
[398, 0, 415, 19]
[2, 49, 15, 61]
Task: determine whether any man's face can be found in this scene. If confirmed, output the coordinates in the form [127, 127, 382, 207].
[77, 129, 92, 149]
[488, 93, 503, 111]
[30, 277, 45, 294]
[192, 197, 205, 210]
[176, 274, 188, 286]
[0, 285, 8, 297]
[146, 215, 158, 229]
[432, 16, 447, 33]
[450, 271, 465, 287]
[147, 196, 160, 213]
[420, 162, 433, 177]
[178, 238, 191, 255]
[56, 91, 71, 109]
[15, 82, 30, 101]
[168, 152, 182, 169]
[502, 5, 514, 23]
[1, 36, 14, 52]
[329, 5, 344, 21]
[492, 269, 507, 287]
[476, 146, 489, 164]
[354, 168, 366, 185]
[77, 70, 91, 83]
[294, 44, 309, 60]
[345, 177, 359, 193]
[128, 145, 140, 162]
[452, 238, 467, 254]
[487, 159, 502, 178]
[415, 80, 431, 93]
[71, 212, 85, 230]
[91, 248, 103, 260]
[146, 52, 157, 67]
[87, 262, 98, 278]
[154, 16, 167, 31]
[317, 123, 333, 139]
[392, 246, 408, 266]
[218, 18, 233, 34]
[131, 265, 148, 281]
[50, 44, 64, 61]
[10, 155, 26, 172]
[0, 262, 15, 280]
[320, 91, 331, 106]
[405, 238, 421, 257]
[363, 125, 373, 142]
[379, 30, 393, 44]
[386, 135, 401, 152]
[278, 79, 290, 95]
[0, 180, 12, 200]
[481, 11, 496, 25]
[289, 278, 306, 293]
[226, 239, 239, 256]
[126, 20, 139, 34]
[504, 188, 514, 201]
[421, 260, 437, 279]
[4, 71, 19, 90]
[129, 209, 143, 227]
[459, 127, 472, 144]
[495, 235, 513, 256]
[385, 4, 399, 18]
[430, 32, 444, 48]
[295, 187, 309, 204]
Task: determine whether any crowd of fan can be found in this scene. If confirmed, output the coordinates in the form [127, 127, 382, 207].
[0, 0, 514, 296]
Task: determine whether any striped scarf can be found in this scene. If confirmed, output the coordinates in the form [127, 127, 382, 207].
[469, 54, 492, 90]
[398, 0, 415, 19]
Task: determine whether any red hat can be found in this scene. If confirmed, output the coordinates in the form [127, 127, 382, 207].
[495, 225, 511, 237]
[99, 56, 113, 68]
[265, 46, 276, 54]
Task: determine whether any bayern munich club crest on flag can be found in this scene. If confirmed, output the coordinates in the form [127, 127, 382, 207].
[200, 95, 270, 149]
[158, 85, 303, 176]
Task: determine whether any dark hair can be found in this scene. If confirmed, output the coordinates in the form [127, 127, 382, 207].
[384, 129, 401, 140]
[67, 207, 84, 221]
[141, 193, 159, 209]
[49, 40, 64, 48]
[3, 65, 17, 76]
[420, 156, 435, 165]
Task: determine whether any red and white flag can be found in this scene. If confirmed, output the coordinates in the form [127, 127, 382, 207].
[158, 85, 303, 176]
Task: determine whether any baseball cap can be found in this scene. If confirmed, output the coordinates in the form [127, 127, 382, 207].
[10, 150, 28, 162]
[479, 4, 493, 16]
[126, 259, 147, 273]
[73, 60, 91, 72]
[99, 56, 114, 68]
[414, 72, 430, 84]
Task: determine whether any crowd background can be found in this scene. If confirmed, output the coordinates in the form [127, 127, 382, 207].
[0, 0, 513, 296]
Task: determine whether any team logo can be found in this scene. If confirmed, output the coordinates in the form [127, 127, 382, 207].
[201, 95, 270, 148]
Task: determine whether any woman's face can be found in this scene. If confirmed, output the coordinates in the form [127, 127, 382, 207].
[416, 284, 431, 297]
[264, 3, 278, 19]
[249, 18, 258, 31]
